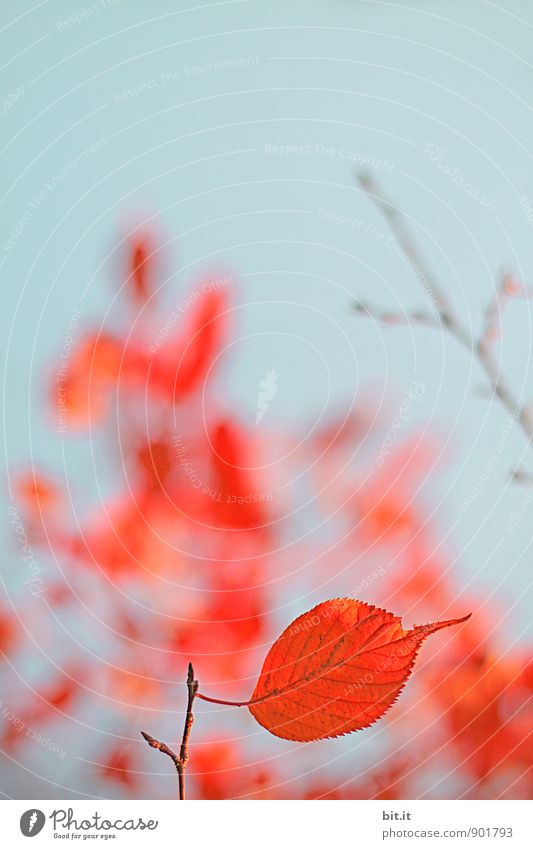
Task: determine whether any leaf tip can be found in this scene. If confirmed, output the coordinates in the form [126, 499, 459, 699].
[457, 612, 472, 624]
[415, 611, 472, 636]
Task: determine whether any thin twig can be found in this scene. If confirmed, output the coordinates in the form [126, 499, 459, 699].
[353, 300, 441, 328]
[177, 662, 198, 799]
[141, 662, 198, 800]
[356, 173, 533, 447]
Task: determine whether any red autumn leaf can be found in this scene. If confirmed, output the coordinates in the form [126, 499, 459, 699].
[240, 598, 470, 742]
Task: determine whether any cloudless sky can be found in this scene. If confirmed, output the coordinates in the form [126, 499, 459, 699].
[2, 0, 533, 644]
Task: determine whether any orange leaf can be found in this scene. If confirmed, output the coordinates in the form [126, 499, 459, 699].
[244, 598, 470, 741]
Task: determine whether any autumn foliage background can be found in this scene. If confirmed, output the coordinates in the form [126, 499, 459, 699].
[2, 0, 533, 803]
[1, 230, 531, 800]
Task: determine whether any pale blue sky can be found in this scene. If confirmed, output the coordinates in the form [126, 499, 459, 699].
[3, 0, 533, 643]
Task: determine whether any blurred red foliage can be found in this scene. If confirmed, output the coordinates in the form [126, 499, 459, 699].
[4, 229, 532, 800]
[2, 674, 79, 752]
[99, 746, 141, 791]
[0, 610, 17, 657]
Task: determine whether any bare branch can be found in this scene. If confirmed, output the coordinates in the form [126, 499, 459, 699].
[142, 662, 198, 800]
[353, 299, 441, 329]
[356, 173, 533, 448]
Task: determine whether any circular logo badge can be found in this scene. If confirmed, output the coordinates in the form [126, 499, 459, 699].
[20, 810, 46, 837]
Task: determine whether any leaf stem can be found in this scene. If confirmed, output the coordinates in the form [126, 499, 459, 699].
[195, 692, 251, 707]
